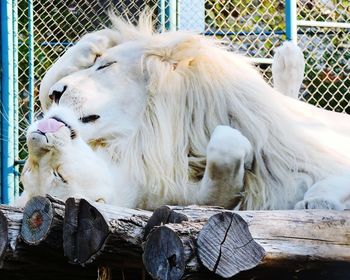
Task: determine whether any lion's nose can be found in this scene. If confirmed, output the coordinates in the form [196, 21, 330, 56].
[49, 84, 67, 104]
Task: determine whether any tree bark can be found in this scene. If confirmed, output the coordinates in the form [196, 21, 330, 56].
[144, 206, 350, 279]
[20, 195, 65, 247]
[143, 212, 264, 279]
[0, 204, 24, 264]
[63, 198, 152, 266]
[62, 201, 350, 279]
[0, 203, 97, 280]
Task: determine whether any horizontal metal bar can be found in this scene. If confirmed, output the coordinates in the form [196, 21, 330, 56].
[40, 41, 73, 47]
[297, 20, 350, 29]
[204, 30, 286, 36]
[246, 57, 273, 65]
[205, 29, 350, 37]
[28, 28, 350, 51]
[14, 160, 26, 165]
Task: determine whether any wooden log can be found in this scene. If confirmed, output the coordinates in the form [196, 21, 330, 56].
[0, 204, 24, 264]
[0, 210, 9, 261]
[143, 212, 264, 279]
[143, 225, 186, 280]
[167, 206, 350, 263]
[143, 206, 350, 279]
[143, 205, 188, 240]
[20, 195, 65, 247]
[197, 212, 265, 277]
[0, 203, 97, 280]
[62, 201, 350, 279]
[63, 198, 152, 266]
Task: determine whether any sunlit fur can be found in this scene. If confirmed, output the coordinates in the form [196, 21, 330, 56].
[17, 106, 136, 208]
[272, 41, 305, 99]
[34, 13, 350, 210]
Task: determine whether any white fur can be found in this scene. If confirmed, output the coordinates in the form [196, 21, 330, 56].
[272, 41, 305, 99]
[17, 106, 138, 208]
[21, 14, 350, 210]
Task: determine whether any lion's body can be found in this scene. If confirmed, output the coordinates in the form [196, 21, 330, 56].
[19, 14, 350, 210]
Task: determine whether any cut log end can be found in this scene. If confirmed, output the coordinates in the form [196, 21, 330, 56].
[143, 226, 185, 280]
[20, 196, 54, 245]
[143, 205, 188, 240]
[63, 198, 109, 265]
[197, 212, 265, 278]
[0, 210, 9, 261]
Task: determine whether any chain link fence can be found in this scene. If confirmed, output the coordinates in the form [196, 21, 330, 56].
[17, 0, 159, 165]
[297, 1, 350, 113]
[10, 0, 350, 195]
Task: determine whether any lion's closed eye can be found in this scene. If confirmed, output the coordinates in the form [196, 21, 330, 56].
[53, 169, 68, 184]
[96, 61, 117, 71]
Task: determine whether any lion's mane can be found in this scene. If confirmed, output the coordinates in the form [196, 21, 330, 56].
[69, 15, 350, 209]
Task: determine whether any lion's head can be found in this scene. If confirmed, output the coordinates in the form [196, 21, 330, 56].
[38, 14, 350, 210]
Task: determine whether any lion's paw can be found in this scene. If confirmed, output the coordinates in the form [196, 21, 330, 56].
[294, 198, 344, 210]
[272, 41, 305, 98]
[207, 126, 252, 164]
[207, 126, 252, 181]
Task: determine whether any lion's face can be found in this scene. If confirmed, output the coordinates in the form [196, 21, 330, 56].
[40, 41, 147, 144]
[26, 106, 79, 158]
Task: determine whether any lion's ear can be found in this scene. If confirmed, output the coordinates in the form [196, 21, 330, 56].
[144, 34, 200, 71]
[172, 57, 194, 70]
[143, 35, 201, 93]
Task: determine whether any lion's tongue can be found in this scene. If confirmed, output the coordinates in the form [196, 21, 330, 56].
[38, 118, 65, 133]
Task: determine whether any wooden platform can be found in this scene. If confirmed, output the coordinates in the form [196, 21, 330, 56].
[1, 196, 350, 280]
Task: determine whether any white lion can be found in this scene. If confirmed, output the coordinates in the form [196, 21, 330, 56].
[20, 14, 350, 210]
[18, 105, 137, 207]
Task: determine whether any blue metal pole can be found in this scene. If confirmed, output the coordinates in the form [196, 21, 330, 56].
[165, 0, 177, 31]
[158, 0, 166, 31]
[285, 0, 297, 44]
[12, 0, 19, 199]
[1, 0, 16, 204]
[28, 0, 34, 123]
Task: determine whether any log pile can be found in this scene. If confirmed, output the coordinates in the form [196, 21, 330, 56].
[1, 196, 350, 280]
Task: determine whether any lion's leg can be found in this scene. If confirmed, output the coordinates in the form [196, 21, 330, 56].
[272, 41, 305, 99]
[295, 175, 350, 210]
[198, 125, 253, 208]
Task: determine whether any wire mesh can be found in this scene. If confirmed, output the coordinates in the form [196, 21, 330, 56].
[203, 0, 287, 85]
[16, 0, 159, 191]
[297, 0, 349, 22]
[15, 0, 350, 194]
[296, 1, 350, 113]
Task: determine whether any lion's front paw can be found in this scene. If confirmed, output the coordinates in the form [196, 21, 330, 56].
[294, 198, 344, 210]
[207, 126, 252, 181]
[207, 126, 252, 165]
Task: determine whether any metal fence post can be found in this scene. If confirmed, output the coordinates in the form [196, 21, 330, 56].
[158, 0, 166, 31]
[165, 0, 176, 31]
[158, 0, 177, 31]
[1, 0, 18, 204]
[285, 0, 297, 43]
[12, 0, 19, 199]
[28, 0, 34, 123]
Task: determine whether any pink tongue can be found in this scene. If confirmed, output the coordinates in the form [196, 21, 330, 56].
[38, 118, 65, 133]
